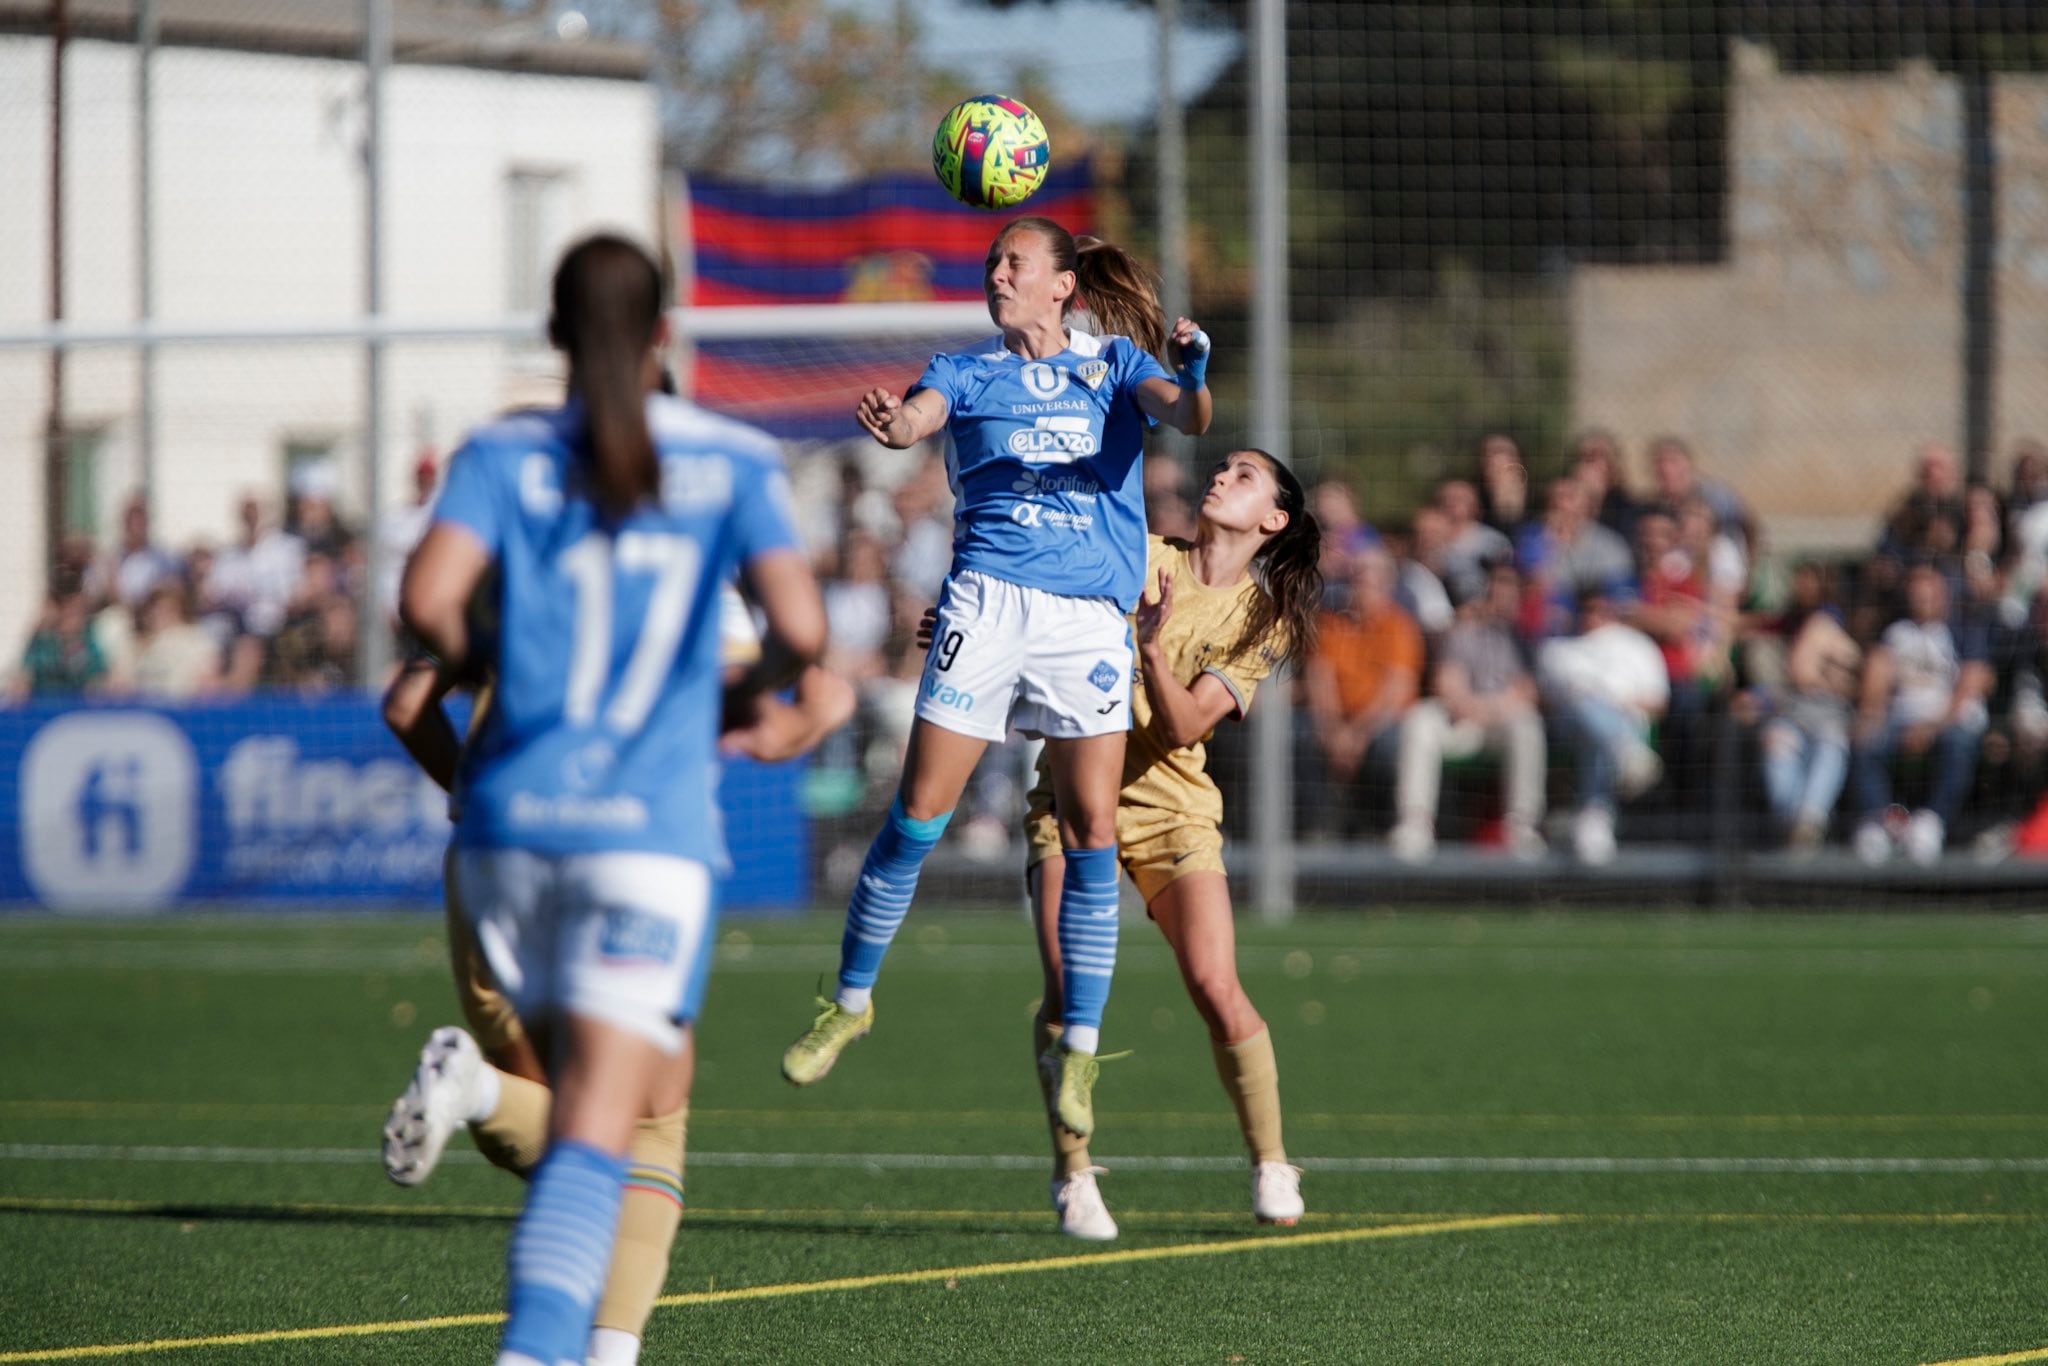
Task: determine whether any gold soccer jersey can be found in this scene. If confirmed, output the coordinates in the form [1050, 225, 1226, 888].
[1026, 535, 1281, 899]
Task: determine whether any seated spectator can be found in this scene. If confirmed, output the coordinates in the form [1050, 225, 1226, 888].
[123, 580, 224, 700]
[1849, 562, 1993, 865]
[1515, 476, 1636, 640]
[12, 568, 107, 700]
[1391, 508, 1454, 636]
[102, 493, 181, 611]
[1390, 561, 1547, 862]
[1570, 427, 1642, 543]
[374, 453, 440, 622]
[1476, 432, 1529, 535]
[1757, 564, 1862, 851]
[1537, 589, 1668, 865]
[266, 552, 356, 690]
[1301, 546, 1423, 839]
[890, 456, 954, 601]
[823, 529, 893, 683]
[1648, 436, 1749, 545]
[1433, 478, 1511, 607]
[1143, 452, 1197, 541]
[1632, 507, 1735, 814]
[1876, 442, 1966, 563]
[1309, 480, 1377, 611]
[209, 493, 304, 639]
[1960, 483, 2005, 613]
[288, 462, 355, 560]
[2007, 438, 2048, 529]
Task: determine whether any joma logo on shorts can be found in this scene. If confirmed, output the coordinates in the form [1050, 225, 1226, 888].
[599, 907, 679, 964]
[924, 678, 974, 712]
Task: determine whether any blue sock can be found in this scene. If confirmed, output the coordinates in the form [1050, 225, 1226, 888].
[500, 1140, 627, 1365]
[1057, 845, 1120, 1044]
[838, 797, 952, 998]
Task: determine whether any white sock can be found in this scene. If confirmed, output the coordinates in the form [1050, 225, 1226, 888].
[496, 1353, 547, 1366]
[467, 1061, 503, 1125]
[1064, 1025, 1100, 1055]
[834, 985, 873, 1013]
[586, 1327, 641, 1365]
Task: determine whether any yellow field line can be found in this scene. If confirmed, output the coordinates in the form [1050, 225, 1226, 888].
[0, 1212, 1556, 1363]
[5, 1099, 2046, 1130]
[1921, 1347, 2048, 1365]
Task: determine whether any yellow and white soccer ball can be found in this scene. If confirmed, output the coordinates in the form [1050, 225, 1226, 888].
[932, 95, 1051, 211]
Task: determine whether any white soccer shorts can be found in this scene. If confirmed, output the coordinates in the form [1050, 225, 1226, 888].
[451, 848, 714, 1054]
[914, 570, 1134, 743]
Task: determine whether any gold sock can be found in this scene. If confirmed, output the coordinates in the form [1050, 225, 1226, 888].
[593, 1104, 688, 1339]
[467, 1068, 550, 1177]
[1211, 1027, 1287, 1165]
[1034, 1014, 1093, 1177]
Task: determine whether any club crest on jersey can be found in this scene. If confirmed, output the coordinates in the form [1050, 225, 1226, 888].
[1074, 359, 1109, 391]
[1088, 660, 1121, 693]
[1020, 362, 1070, 399]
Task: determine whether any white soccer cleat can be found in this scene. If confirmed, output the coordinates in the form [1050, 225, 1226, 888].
[1252, 1161, 1305, 1226]
[1050, 1166, 1119, 1241]
[382, 1025, 486, 1187]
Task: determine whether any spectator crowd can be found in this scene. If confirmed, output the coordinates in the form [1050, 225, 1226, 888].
[18, 427, 2048, 868]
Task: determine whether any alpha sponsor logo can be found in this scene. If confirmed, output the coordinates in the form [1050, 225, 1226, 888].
[1075, 359, 1110, 391]
[923, 677, 975, 712]
[599, 905, 680, 964]
[1007, 416, 1098, 460]
[20, 713, 197, 907]
[1011, 502, 1043, 528]
[1020, 361, 1070, 399]
[1089, 659, 1122, 693]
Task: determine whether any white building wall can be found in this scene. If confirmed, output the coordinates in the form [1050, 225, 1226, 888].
[0, 34, 654, 661]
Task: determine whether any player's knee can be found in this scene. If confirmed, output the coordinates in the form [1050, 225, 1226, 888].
[1061, 812, 1119, 850]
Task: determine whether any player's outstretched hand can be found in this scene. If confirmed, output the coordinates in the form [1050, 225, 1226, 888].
[1135, 569, 1176, 645]
[855, 388, 901, 443]
[915, 606, 939, 651]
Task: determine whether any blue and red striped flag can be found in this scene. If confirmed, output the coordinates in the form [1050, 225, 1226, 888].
[675, 161, 1096, 439]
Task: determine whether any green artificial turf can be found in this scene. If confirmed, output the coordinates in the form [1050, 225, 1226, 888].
[1, 909, 2045, 1363]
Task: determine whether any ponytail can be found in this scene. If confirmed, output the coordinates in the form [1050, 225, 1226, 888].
[996, 216, 1167, 358]
[1073, 236, 1167, 357]
[1230, 449, 1322, 671]
[549, 234, 664, 519]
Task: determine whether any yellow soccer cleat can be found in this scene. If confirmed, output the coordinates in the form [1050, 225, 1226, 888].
[1044, 1044, 1128, 1137]
[781, 995, 875, 1086]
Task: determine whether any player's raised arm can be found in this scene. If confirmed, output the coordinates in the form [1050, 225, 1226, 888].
[856, 387, 948, 449]
[1135, 316, 1213, 436]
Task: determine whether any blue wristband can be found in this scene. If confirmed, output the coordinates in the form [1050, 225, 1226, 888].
[1174, 329, 1212, 390]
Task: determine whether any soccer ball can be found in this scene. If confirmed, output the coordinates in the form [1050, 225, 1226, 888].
[932, 95, 1051, 211]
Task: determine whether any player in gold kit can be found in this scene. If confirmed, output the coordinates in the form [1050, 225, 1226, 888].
[1021, 448, 1323, 1239]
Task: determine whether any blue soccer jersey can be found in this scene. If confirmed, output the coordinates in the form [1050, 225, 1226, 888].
[914, 329, 1169, 612]
[431, 394, 800, 865]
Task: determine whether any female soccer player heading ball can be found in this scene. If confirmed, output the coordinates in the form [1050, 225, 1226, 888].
[401, 235, 825, 1366]
[782, 216, 1213, 1135]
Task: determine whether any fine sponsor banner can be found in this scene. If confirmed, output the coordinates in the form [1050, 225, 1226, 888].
[0, 700, 808, 912]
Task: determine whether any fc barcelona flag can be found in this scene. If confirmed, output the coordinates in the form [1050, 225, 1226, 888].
[676, 161, 1096, 439]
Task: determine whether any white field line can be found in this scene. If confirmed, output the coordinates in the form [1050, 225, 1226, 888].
[3, 940, 2047, 976]
[3, 1143, 2047, 1175]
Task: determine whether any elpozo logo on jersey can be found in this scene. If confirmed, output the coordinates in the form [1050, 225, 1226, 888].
[1007, 416, 1098, 460]
[20, 712, 197, 907]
